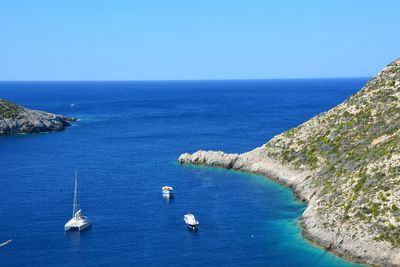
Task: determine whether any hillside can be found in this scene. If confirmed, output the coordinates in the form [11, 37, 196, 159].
[178, 59, 400, 266]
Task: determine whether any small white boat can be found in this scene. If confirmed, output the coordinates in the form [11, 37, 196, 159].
[162, 186, 173, 198]
[184, 213, 199, 230]
[64, 171, 91, 232]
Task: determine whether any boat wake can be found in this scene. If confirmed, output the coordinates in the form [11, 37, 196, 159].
[0, 239, 12, 247]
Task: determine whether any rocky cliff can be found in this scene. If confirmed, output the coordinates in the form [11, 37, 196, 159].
[178, 59, 400, 266]
[0, 99, 75, 135]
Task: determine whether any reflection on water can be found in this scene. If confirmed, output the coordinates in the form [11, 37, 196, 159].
[65, 228, 92, 251]
[66, 230, 81, 251]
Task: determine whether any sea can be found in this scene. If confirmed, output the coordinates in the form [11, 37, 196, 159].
[0, 79, 368, 266]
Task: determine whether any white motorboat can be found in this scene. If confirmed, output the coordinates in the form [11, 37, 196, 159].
[162, 186, 173, 198]
[64, 171, 91, 232]
[184, 213, 199, 229]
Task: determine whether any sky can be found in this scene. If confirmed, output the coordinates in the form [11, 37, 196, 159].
[0, 0, 399, 80]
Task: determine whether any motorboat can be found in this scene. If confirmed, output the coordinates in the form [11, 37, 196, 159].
[162, 186, 173, 199]
[184, 213, 199, 230]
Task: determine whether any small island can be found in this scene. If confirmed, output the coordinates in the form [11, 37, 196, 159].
[178, 59, 400, 266]
[0, 99, 76, 135]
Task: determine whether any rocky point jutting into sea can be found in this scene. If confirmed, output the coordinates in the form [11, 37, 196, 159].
[178, 59, 400, 266]
[0, 99, 75, 135]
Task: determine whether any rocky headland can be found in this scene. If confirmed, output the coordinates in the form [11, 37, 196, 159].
[0, 99, 76, 135]
[178, 59, 400, 266]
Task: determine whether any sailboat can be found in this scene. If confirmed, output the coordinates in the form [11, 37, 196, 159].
[64, 170, 91, 231]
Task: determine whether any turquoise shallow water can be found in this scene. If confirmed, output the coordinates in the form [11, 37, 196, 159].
[0, 80, 367, 266]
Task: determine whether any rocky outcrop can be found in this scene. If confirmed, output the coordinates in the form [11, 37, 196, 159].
[178, 59, 400, 266]
[0, 99, 76, 135]
[178, 149, 312, 197]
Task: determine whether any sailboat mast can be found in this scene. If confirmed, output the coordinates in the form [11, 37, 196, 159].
[73, 170, 78, 217]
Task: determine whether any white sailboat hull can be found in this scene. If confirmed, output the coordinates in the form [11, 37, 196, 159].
[64, 217, 91, 232]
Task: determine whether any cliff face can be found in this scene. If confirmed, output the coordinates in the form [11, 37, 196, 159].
[178, 59, 400, 266]
[0, 99, 75, 135]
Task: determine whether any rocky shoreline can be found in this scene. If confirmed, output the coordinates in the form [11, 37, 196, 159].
[178, 150, 400, 266]
[0, 99, 76, 135]
[177, 59, 400, 266]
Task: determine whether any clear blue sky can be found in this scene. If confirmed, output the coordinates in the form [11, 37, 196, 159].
[1, 0, 399, 80]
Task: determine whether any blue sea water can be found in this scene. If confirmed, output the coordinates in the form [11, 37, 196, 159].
[0, 79, 368, 267]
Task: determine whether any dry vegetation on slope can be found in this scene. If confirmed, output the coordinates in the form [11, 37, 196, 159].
[265, 59, 400, 246]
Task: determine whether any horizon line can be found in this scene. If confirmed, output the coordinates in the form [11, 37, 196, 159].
[0, 77, 371, 83]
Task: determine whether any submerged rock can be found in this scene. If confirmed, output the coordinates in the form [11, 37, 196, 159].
[0, 99, 75, 135]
